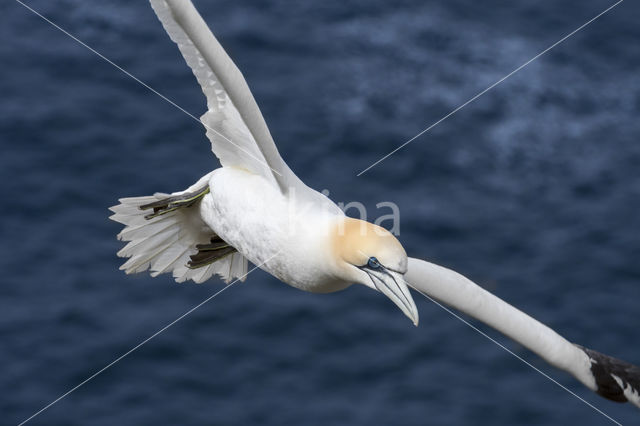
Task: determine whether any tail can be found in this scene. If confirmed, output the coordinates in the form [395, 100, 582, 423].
[109, 176, 247, 284]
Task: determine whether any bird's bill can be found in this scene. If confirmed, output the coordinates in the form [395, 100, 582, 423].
[364, 268, 419, 326]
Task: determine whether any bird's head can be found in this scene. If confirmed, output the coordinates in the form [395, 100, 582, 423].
[331, 217, 419, 326]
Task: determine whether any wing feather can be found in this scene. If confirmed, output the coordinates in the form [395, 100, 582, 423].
[150, 0, 304, 193]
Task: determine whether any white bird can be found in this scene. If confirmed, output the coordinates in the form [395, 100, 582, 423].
[110, 0, 640, 410]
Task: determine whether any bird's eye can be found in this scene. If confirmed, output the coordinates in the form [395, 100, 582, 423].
[367, 257, 382, 269]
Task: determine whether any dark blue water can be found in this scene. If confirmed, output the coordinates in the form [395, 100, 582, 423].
[2, 0, 639, 424]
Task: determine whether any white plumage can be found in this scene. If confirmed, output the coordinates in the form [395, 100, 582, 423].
[110, 0, 640, 411]
[111, 172, 247, 283]
[150, 0, 276, 185]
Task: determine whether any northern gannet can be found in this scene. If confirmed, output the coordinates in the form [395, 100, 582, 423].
[110, 0, 640, 409]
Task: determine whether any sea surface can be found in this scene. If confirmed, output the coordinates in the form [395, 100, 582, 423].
[2, 0, 639, 425]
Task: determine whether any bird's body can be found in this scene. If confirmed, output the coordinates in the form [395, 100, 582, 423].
[110, 0, 640, 412]
[201, 167, 347, 293]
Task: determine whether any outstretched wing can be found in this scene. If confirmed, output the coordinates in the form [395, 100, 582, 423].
[405, 257, 640, 409]
[150, 0, 303, 194]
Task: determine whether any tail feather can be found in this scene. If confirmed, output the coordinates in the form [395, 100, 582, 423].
[117, 212, 176, 241]
[109, 181, 247, 284]
[117, 227, 176, 258]
[150, 246, 190, 277]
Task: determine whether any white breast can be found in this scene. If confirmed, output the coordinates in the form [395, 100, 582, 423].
[200, 168, 348, 292]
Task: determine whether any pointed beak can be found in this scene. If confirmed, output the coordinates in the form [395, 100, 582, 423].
[364, 268, 419, 326]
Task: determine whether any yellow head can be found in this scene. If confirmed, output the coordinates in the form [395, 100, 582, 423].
[331, 217, 418, 325]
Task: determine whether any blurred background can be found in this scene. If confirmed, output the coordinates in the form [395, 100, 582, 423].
[2, 0, 639, 424]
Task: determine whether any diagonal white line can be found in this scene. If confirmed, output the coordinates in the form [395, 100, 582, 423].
[18, 252, 277, 426]
[13, 0, 282, 177]
[13, 0, 627, 424]
[18, 283, 237, 426]
[357, 0, 624, 176]
[404, 279, 622, 425]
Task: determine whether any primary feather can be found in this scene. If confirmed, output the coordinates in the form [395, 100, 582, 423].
[150, 0, 307, 194]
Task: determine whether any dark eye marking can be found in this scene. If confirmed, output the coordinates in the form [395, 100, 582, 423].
[367, 257, 382, 269]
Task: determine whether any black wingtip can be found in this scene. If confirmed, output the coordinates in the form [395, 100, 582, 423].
[578, 345, 640, 404]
